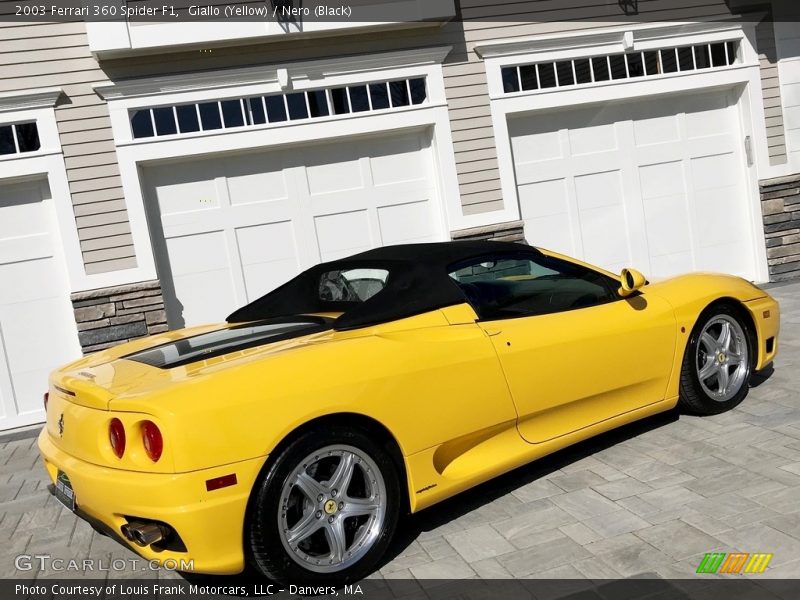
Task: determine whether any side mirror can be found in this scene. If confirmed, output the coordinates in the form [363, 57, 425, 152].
[618, 268, 646, 297]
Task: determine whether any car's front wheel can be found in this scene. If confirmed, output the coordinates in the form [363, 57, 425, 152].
[679, 304, 753, 415]
[247, 426, 400, 584]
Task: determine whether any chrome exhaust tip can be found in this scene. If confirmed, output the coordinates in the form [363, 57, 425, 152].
[124, 521, 166, 547]
[120, 524, 135, 541]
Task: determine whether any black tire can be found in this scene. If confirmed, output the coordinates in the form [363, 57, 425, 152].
[246, 425, 401, 584]
[679, 303, 754, 415]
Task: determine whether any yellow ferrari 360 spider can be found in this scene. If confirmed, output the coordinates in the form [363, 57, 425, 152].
[38, 241, 779, 583]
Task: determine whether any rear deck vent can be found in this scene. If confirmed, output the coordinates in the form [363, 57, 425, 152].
[501, 40, 740, 94]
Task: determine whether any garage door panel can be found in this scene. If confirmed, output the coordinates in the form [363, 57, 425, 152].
[235, 221, 300, 300]
[0, 234, 53, 267]
[513, 160, 573, 186]
[697, 242, 752, 276]
[639, 160, 688, 200]
[314, 210, 373, 262]
[693, 187, 749, 248]
[370, 135, 431, 187]
[650, 251, 695, 277]
[304, 159, 364, 197]
[377, 201, 437, 245]
[567, 121, 619, 156]
[0, 179, 81, 430]
[511, 89, 756, 280]
[226, 170, 289, 205]
[166, 231, 231, 276]
[685, 98, 733, 139]
[574, 170, 624, 212]
[642, 193, 692, 256]
[0, 184, 49, 236]
[578, 205, 630, 270]
[0, 258, 65, 305]
[152, 172, 221, 216]
[632, 113, 681, 147]
[1, 296, 76, 373]
[509, 126, 563, 165]
[236, 221, 300, 302]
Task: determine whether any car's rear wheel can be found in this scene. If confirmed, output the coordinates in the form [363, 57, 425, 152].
[247, 426, 400, 584]
[679, 304, 753, 415]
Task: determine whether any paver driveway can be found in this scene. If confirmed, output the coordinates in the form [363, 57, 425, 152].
[2, 282, 799, 582]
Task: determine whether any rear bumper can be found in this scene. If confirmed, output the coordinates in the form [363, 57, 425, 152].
[38, 428, 265, 575]
[744, 295, 780, 371]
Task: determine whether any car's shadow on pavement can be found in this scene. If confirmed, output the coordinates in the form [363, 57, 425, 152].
[377, 407, 682, 571]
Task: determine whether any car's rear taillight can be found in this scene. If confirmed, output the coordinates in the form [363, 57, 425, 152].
[43, 392, 49, 412]
[109, 418, 126, 458]
[141, 421, 163, 462]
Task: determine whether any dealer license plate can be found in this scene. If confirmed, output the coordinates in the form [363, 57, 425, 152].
[54, 471, 75, 511]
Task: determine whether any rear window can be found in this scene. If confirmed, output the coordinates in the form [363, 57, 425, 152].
[318, 268, 389, 302]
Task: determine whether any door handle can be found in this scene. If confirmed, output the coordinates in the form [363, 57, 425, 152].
[485, 329, 503, 337]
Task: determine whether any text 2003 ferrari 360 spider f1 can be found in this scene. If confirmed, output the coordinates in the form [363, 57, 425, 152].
[38, 241, 779, 583]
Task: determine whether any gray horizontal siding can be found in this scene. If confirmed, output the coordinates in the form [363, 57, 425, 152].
[0, 21, 135, 275]
[757, 17, 787, 166]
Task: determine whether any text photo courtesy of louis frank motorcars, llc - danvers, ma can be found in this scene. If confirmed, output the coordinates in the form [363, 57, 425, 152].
[2, 0, 800, 599]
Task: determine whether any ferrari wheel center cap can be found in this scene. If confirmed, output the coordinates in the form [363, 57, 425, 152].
[324, 499, 338, 515]
[717, 352, 726, 363]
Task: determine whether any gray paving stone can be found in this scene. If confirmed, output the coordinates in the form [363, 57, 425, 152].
[549, 470, 607, 492]
[408, 554, 475, 579]
[592, 477, 653, 501]
[492, 500, 576, 539]
[636, 485, 706, 511]
[550, 488, 621, 519]
[498, 536, 591, 577]
[582, 509, 652, 538]
[634, 521, 725, 561]
[444, 524, 516, 563]
[559, 522, 603, 546]
[590, 539, 673, 578]
[508, 478, 564, 503]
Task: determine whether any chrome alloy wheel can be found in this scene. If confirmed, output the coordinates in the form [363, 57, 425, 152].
[277, 444, 386, 573]
[696, 315, 749, 402]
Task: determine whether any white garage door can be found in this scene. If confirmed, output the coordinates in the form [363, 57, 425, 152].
[0, 179, 81, 431]
[142, 129, 443, 328]
[510, 89, 757, 280]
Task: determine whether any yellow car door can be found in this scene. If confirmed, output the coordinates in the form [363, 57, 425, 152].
[448, 251, 677, 444]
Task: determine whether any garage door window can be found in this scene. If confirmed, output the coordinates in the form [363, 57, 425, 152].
[501, 41, 739, 93]
[0, 121, 40, 155]
[130, 76, 427, 139]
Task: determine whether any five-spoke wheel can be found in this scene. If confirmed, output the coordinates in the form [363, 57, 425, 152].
[695, 315, 749, 402]
[247, 427, 400, 584]
[680, 304, 753, 415]
[278, 445, 386, 573]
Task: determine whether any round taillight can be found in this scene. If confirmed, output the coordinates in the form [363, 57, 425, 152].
[141, 421, 163, 462]
[109, 418, 126, 458]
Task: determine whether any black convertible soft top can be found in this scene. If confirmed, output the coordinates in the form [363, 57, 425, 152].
[227, 240, 538, 330]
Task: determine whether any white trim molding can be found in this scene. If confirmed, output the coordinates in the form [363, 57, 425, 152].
[0, 87, 62, 113]
[93, 46, 452, 101]
[100, 47, 462, 286]
[477, 20, 772, 283]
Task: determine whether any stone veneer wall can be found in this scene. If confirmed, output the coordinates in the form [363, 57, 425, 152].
[761, 174, 800, 282]
[71, 280, 169, 354]
[451, 220, 527, 243]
